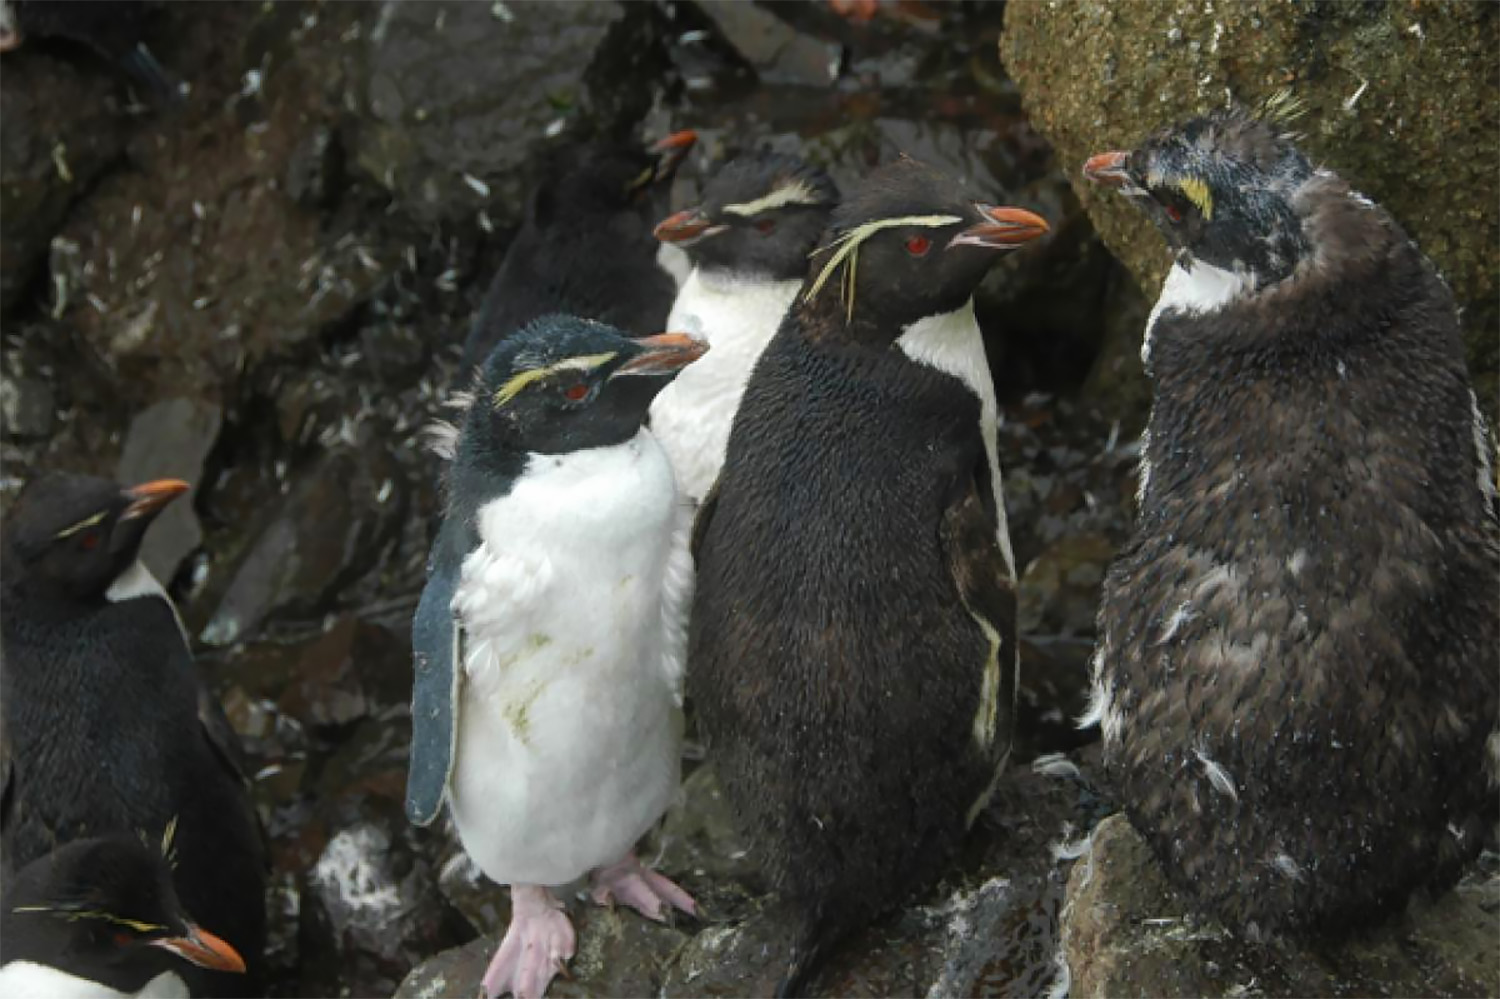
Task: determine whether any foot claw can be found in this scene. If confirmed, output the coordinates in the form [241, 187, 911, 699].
[479, 885, 576, 999]
[589, 851, 698, 924]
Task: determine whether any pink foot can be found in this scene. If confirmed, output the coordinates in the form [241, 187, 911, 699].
[479, 885, 576, 999]
[589, 850, 697, 922]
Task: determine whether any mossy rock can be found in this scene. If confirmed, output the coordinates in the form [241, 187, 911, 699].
[1002, 1, 1499, 421]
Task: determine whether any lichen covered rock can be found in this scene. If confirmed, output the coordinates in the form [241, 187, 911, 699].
[1003, 1, 1500, 419]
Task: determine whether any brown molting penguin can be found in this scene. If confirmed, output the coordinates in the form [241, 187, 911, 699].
[1083, 106, 1500, 937]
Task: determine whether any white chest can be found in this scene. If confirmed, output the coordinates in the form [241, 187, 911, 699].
[0, 963, 187, 999]
[1143, 259, 1257, 367]
[650, 268, 801, 502]
[895, 299, 1015, 578]
[446, 430, 692, 884]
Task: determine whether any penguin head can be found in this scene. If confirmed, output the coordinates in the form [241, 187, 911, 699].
[527, 130, 698, 231]
[1, 473, 187, 599]
[654, 152, 839, 281]
[4, 836, 247, 984]
[463, 314, 707, 459]
[799, 156, 1049, 338]
[1083, 109, 1315, 283]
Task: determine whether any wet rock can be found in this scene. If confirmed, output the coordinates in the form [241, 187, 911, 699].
[0, 375, 55, 439]
[1002, 1, 1500, 419]
[279, 615, 411, 730]
[696, 0, 840, 87]
[201, 444, 408, 645]
[284, 124, 343, 210]
[115, 396, 221, 583]
[1018, 531, 1116, 638]
[1062, 814, 1500, 999]
[303, 816, 470, 999]
[0, 46, 133, 315]
[352, 0, 627, 228]
[54, 3, 383, 410]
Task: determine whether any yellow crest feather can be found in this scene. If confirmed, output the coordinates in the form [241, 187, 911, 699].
[804, 214, 964, 323]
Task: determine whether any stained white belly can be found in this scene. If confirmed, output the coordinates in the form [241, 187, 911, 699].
[447, 431, 691, 887]
[650, 268, 799, 502]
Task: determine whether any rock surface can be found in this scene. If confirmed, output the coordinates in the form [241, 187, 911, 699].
[398, 754, 1109, 999]
[1002, 1, 1500, 420]
[1063, 814, 1500, 999]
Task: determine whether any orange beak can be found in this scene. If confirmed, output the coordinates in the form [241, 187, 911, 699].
[150, 923, 247, 974]
[653, 208, 725, 246]
[1082, 151, 1132, 187]
[947, 205, 1050, 250]
[121, 479, 190, 521]
[615, 333, 709, 376]
[650, 129, 698, 154]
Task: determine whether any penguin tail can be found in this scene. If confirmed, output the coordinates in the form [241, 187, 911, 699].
[773, 904, 855, 999]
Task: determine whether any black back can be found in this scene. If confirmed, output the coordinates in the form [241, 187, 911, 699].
[1, 475, 267, 997]
[460, 142, 681, 376]
[687, 319, 1004, 982]
[1096, 166, 1500, 933]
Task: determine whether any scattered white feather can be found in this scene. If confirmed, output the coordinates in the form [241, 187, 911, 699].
[1194, 746, 1239, 801]
[1031, 753, 1081, 781]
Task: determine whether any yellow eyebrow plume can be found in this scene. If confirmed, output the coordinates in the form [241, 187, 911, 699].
[804, 214, 963, 323]
[492, 353, 618, 408]
[1176, 177, 1214, 219]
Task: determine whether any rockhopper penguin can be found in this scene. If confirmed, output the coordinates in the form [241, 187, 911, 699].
[686, 157, 1049, 993]
[0, 834, 247, 998]
[0, 473, 268, 997]
[460, 131, 698, 376]
[407, 315, 708, 999]
[650, 151, 840, 503]
[1083, 107, 1500, 935]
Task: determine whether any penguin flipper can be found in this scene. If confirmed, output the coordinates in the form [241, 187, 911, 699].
[406, 549, 462, 827]
[941, 460, 1020, 763]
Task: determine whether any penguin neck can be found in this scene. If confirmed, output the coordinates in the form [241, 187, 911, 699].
[675, 266, 801, 341]
[894, 298, 1016, 578]
[1143, 256, 1259, 368]
[104, 560, 190, 645]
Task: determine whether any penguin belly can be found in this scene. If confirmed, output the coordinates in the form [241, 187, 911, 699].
[448, 432, 689, 888]
[650, 270, 799, 501]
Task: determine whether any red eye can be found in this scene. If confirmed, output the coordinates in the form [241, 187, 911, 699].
[754, 218, 776, 234]
[114, 932, 132, 947]
[79, 531, 101, 551]
[1164, 204, 1183, 223]
[904, 234, 931, 256]
[563, 383, 590, 402]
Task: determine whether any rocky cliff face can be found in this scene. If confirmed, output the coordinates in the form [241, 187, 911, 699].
[1003, 1, 1500, 422]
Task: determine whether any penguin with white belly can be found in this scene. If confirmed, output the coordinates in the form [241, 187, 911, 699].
[406, 314, 707, 999]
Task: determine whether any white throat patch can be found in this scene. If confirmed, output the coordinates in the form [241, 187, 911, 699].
[106, 559, 189, 643]
[894, 298, 1016, 579]
[1144, 259, 1258, 366]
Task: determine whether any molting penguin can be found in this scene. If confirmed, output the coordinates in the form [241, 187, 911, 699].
[459, 131, 698, 376]
[0, 474, 268, 997]
[650, 152, 839, 503]
[1082, 107, 1500, 935]
[687, 157, 1049, 993]
[407, 315, 707, 999]
[0, 834, 247, 998]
